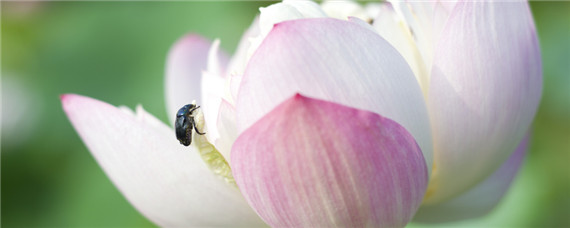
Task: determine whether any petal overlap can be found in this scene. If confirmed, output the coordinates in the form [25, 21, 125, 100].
[425, 1, 542, 204]
[237, 18, 433, 173]
[165, 34, 229, 125]
[413, 135, 529, 223]
[232, 94, 428, 227]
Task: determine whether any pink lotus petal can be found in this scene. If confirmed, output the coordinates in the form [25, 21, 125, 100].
[413, 135, 529, 223]
[164, 34, 228, 124]
[61, 94, 265, 227]
[232, 94, 428, 227]
[425, 2, 542, 204]
[237, 18, 433, 174]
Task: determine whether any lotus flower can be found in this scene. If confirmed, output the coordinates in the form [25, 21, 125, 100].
[61, 0, 541, 227]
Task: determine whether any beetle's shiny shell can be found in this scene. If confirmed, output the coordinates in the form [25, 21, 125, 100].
[175, 104, 197, 146]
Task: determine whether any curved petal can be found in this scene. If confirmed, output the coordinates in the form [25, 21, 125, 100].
[373, 2, 451, 95]
[247, 0, 327, 61]
[61, 94, 265, 227]
[237, 18, 433, 174]
[282, 0, 327, 18]
[388, 1, 438, 70]
[201, 39, 229, 146]
[214, 99, 238, 163]
[226, 16, 260, 99]
[372, 3, 429, 92]
[425, 1, 542, 204]
[413, 134, 529, 223]
[321, 0, 371, 21]
[232, 94, 428, 227]
[164, 34, 228, 125]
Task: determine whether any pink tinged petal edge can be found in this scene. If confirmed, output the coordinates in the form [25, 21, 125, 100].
[164, 34, 228, 125]
[232, 94, 428, 227]
[425, 1, 542, 204]
[237, 18, 433, 176]
[413, 134, 529, 223]
[61, 94, 266, 227]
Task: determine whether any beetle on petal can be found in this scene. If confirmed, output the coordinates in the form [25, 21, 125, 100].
[175, 103, 205, 146]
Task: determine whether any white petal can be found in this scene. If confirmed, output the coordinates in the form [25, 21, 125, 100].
[200, 71, 225, 148]
[321, 0, 370, 21]
[425, 1, 542, 204]
[283, 0, 327, 18]
[226, 16, 260, 78]
[214, 99, 238, 163]
[201, 39, 232, 147]
[207, 39, 224, 77]
[61, 94, 265, 227]
[413, 135, 529, 223]
[373, 2, 446, 95]
[247, 1, 327, 61]
[388, 1, 437, 69]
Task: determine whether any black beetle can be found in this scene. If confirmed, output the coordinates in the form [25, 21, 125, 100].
[175, 104, 205, 146]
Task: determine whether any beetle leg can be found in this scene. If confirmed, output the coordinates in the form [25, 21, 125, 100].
[194, 124, 206, 135]
[191, 118, 206, 135]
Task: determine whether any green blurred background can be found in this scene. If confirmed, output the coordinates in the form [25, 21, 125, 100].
[1, 1, 568, 227]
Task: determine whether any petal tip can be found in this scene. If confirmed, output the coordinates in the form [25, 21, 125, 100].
[175, 33, 208, 45]
[60, 94, 69, 103]
[232, 94, 428, 227]
[292, 92, 304, 100]
[168, 33, 211, 59]
[61, 93, 81, 111]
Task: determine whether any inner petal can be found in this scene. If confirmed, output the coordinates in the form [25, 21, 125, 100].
[192, 106, 236, 186]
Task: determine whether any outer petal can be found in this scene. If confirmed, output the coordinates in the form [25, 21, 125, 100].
[425, 1, 542, 203]
[164, 34, 228, 124]
[413, 135, 529, 223]
[232, 94, 428, 227]
[61, 94, 265, 227]
[237, 18, 433, 174]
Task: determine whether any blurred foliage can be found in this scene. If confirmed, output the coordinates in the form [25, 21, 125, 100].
[1, 1, 568, 227]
